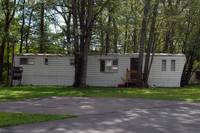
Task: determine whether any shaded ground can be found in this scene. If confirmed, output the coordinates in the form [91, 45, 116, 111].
[0, 97, 200, 133]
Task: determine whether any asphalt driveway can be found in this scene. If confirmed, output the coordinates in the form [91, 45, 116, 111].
[0, 97, 200, 133]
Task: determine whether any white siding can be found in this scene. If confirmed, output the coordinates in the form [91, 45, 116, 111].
[87, 55, 131, 86]
[148, 55, 185, 87]
[14, 54, 185, 87]
[14, 55, 74, 86]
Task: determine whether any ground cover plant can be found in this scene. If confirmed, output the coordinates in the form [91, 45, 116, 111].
[0, 85, 200, 102]
[0, 112, 77, 127]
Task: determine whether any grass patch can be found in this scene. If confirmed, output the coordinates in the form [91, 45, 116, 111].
[0, 85, 200, 102]
[0, 112, 77, 127]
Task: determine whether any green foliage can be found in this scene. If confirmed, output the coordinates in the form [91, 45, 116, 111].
[0, 112, 77, 127]
[0, 85, 200, 102]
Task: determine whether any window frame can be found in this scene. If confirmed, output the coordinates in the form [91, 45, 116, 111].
[20, 58, 34, 65]
[100, 59, 118, 73]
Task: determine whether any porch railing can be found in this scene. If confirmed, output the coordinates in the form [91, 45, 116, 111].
[126, 70, 137, 87]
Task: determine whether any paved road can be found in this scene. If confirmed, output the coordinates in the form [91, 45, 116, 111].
[0, 97, 200, 133]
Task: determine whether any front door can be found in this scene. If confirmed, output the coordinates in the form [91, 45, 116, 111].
[130, 58, 139, 70]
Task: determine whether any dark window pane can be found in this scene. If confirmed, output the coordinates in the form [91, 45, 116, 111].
[20, 58, 28, 65]
[113, 60, 118, 66]
[45, 58, 48, 65]
[70, 59, 75, 65]
[100, 60, 105, 72]
[130, 58, 139, 70]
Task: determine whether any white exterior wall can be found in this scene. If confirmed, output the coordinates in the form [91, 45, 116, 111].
[148, 55, 185, 87]
[86, 54, 137, 86]
[14, 55, 75, 86]
[14, 54, 185, 87]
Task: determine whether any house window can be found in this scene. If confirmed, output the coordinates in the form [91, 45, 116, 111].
[100, 60, 118, 73]
[171, 60, 175, 71]
[162, 60, 166, 71]
[113, 60, 118, 66]
[70, 59, 75, 65]
[20, 58, 34, 65]
[100, 60, 105, 72]
[45, 58, 48, 65]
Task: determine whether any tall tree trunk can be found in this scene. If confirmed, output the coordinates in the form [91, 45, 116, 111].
[73, 0, 109, 87]
[7, 39, 10, 85]
[181, 27, 199, 87]
[133, 29, 137, 53]
[105, 7, 112, 53]
[143, 1, 158, 87]
[0, 24, 9, 84]
[100, 30, 105, 53]
[181, 53, 195, 87]
[164, 28, 170, 53]
[79, 0, 94, 87]
[113, 17, 118, 53]
[99, 12, 105, 53]
[72, 0, 80, 87]
[136, 0, 151, 88]
[124, 25, 128, 53]
[40, 0, 45, 53]
[66, 12, 72, 54]
[169, 29, 174, 53]
[25, 8, 34, 53]
[20, 0, 25, 53]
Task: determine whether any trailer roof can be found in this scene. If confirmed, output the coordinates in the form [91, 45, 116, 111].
[15, 53, 185, 57]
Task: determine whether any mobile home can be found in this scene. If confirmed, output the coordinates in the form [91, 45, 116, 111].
[13, 53, 185, 87]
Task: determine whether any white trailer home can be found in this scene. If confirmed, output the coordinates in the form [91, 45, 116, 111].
[13, 53, 185, 87]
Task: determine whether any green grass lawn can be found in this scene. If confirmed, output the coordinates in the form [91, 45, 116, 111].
[0, 85, 200, 102]
[0, 112, 77, 127]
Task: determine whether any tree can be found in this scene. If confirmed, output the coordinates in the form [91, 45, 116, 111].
[0, 0, 17, 84]
[47, 0, 73, 54]
[136, 0, 151, 88]
[72, 0, 110, 87]
[19, 0, 26, 53]
[40, 0, 45, 53]
[143, 0, 159, 87]
[181, 0, 200, 86]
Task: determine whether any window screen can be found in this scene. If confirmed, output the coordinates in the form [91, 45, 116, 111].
[20, 58, 28, 65]
[171, 60, 175, 71]
[20, 58, 34, 65]
[162, 60, 166, 71]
